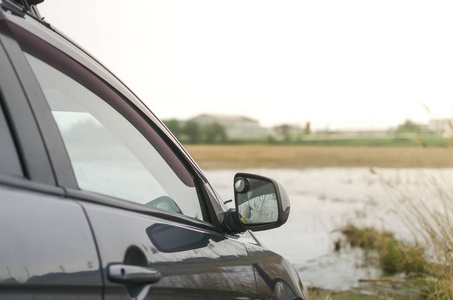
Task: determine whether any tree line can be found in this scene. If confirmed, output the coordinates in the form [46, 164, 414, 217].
[163, 118, 452, 147]
[164, 119, 228, 144]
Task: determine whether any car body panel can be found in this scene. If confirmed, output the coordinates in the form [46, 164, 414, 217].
[0, 183, 102, 298]
[246, 244, 304, 299]
[81, 201, 258, 299]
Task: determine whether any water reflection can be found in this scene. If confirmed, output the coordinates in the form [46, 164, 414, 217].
[0, 269, 101, 285]
[298, 246, 382, 290]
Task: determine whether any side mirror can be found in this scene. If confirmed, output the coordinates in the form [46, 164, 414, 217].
[221, 173, 290, 233]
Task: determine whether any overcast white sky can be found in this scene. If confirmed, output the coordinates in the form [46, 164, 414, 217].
[38, 0, 453, 130]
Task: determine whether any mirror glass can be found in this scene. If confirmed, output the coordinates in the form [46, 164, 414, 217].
[235, 177, 279, 224]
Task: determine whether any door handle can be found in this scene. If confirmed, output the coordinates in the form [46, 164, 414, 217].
[108, 264, 161, 284]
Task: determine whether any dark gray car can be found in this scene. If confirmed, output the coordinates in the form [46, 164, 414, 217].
[0, 1, 308, 299]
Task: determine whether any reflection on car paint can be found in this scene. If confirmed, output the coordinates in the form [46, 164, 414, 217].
[0, 187, 102, 296]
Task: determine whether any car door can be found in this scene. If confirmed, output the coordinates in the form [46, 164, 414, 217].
[0, 14, 102, 299]
[14, 21, 258, 299]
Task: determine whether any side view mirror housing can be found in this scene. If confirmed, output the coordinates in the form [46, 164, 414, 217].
[221, 173, 290, 234]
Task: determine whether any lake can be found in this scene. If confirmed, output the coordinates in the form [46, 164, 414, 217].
[204, 167, 453, 290]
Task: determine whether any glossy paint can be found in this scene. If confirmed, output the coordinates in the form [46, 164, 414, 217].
[245, 243, 305, 299]
[81, 202, 257, 299]
[0, 184, 102, 298]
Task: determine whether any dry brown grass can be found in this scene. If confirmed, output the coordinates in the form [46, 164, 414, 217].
[184, 145, 453, 169]
[383, 174, 453, 299]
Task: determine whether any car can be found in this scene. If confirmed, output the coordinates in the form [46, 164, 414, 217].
[0, 0, 308, 299]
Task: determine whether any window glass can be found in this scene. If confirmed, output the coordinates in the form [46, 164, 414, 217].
[25, 53, 203, 220]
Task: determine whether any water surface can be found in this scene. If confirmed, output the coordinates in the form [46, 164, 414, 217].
[205, 167, 453, 290]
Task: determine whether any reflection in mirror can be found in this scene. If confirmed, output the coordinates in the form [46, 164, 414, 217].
[234, 177, 249, 193]
[236, 178, 278, 225]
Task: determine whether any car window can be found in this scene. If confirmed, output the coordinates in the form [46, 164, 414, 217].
[0, 100, 22, 177]
[24, 53, 203, 220]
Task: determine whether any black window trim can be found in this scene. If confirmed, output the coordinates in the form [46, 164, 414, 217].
[0, 21, 55, 186]
[0, 83, 22, 177]
[9, 21, 197, 188]
[0, 173, 64, 197]
[67, 187, 219, 232]
[5, 18, 225, 229]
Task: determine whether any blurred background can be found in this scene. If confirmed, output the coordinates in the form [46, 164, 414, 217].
[39, 0, 453, 132]
[39, 1, 453, 298]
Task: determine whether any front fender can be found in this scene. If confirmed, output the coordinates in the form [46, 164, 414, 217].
[244, 242, 307, 300]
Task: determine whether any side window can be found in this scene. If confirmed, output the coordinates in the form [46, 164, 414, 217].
[0, 100, 22, 177]
[24, 53, 203, 220]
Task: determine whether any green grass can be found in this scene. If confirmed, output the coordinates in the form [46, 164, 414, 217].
[224, 134, 453, 147]
[308, 287, 423, 299]
[339, 222, 453, 299]
[341, 225, 427, 275]
[295, 138, 421, 147]
[295, 137, 450, 147]
[383, 174, 453, 299]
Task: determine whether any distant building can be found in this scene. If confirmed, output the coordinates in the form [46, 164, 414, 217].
[189, 114, 269, 139]
[270, 124, 303, 140]
[428, 118, 453, 136]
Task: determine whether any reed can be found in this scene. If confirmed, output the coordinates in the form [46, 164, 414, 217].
[341, 224, 427, 275]
[383, 173, 453, 299]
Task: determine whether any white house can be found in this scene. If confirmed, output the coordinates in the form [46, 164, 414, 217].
[189, 114, 269, 139]
[428, 118, 453, 136]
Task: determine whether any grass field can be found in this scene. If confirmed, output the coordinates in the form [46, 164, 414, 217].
[184, 145, 453, 169]
[308, 287, 423, 300]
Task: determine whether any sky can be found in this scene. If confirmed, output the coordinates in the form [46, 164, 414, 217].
[38, 0, 453, 130]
